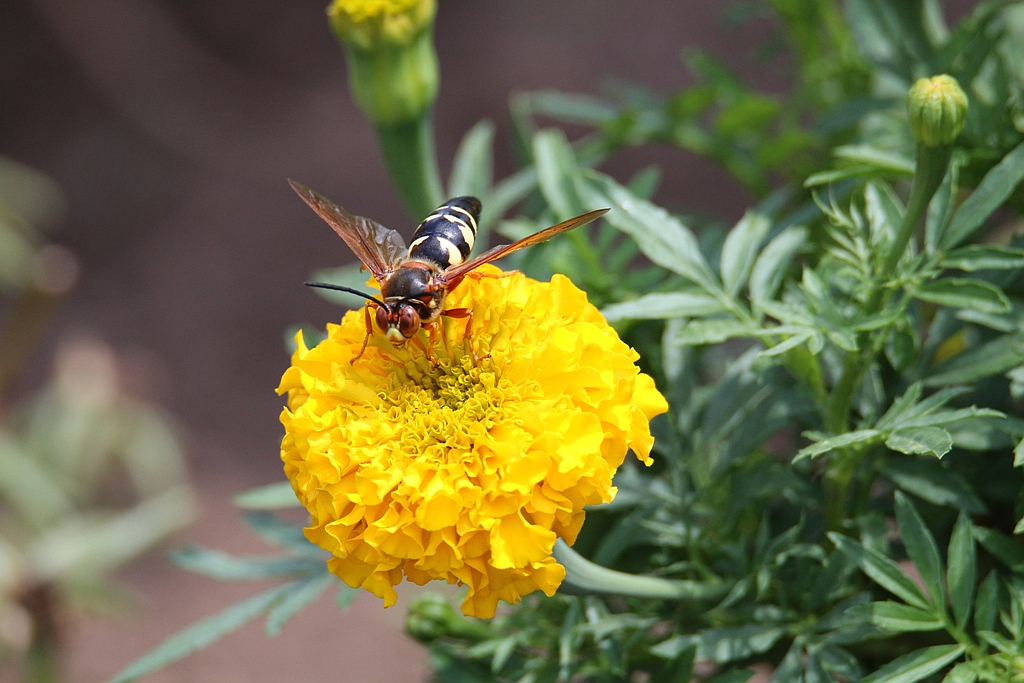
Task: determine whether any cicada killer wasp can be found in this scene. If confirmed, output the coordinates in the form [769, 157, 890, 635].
[290, 180, 608, 362]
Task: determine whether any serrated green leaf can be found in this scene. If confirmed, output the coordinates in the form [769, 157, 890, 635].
[108, 583, 292, 683]
[940, 245, 1024, 272]
[860, 644, 965, 683]
[886, 427, 952, 458]
[576, 171, 717, 290]
[894, 493, 946, 608]
[600, 292, 725, 322]
[914, 278, 1011, 315]
[748, 225, 807, 308]
[880, 459, 985, 514]
[794, 430, 882, 461]
[847, 601, 944, 632]
[830, 534, 930, 609]
[947, 513, 976, 629]
[265, 573, 334, 637]
[720, 211, 771, 296]
[233, 482, 301, 510]
[942, 141, 1024, 249]
[448, 119, 494, 201]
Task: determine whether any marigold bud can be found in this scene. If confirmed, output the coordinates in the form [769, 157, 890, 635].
[328, 0, 438, 125]
[906, 75, 968, 147]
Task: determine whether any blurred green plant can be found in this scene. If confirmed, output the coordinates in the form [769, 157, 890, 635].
[0, 159, 194, 683]
[114, 1, 1024, 682]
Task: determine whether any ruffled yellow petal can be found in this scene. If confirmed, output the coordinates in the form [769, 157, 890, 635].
[279, 266, 666, 618]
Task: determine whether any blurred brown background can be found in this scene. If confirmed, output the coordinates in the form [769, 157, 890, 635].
[0, 1, 970, 680]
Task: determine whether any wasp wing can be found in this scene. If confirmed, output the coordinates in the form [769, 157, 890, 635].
[289, 180, 407, 281]
[440, 208, 608, 284]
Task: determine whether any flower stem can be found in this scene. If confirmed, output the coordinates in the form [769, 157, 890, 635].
[823, 143, 952, 531]
[553, 540, 726, 601]
[375, 115, 444, 219]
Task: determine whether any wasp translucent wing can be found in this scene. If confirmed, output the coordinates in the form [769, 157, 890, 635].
[440, 208, 608, 285]
[289, 180, 407, 281]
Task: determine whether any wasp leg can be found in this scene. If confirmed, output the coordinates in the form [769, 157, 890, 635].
[442, 307, 489, 365]
[412, 328, 439, 366]
[351, 304, 374, 363]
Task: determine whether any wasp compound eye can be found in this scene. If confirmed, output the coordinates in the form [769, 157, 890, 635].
[375, 305, 389, 333]
[398, 304, 420, 338]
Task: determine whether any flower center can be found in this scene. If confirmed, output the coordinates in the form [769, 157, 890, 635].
[378, 354, 509, 459]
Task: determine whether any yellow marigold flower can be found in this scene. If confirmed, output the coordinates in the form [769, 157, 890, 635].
[278, 267, 666, 618]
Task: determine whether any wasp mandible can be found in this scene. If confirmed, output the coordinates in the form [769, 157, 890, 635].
[290, 180, 608, 362]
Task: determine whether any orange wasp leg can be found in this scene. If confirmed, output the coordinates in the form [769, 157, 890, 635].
[441, 307, 489, 365]
[412, 330, 438, 365]
[350, 304, 375, 364]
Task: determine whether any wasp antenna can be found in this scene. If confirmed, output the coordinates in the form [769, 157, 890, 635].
[304, 282, 386, 307]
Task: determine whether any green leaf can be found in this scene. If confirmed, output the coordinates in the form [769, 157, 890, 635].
[914, 278, 1011, 315]
[886, 427, 952, 458]
[894, 493, 946, 608]
[576, 171, 717, 290]
[947, 513, 976, 629]
[673, 319, 752, 346]
[265, 573, 334, 637]
[600, 292, 726, 322]
[697, 625, 786, 664]
[880, 458, 985, 514]
[940, 245, 1024, 272]
[833, 145, 915, 174]
[171, 546, 322, 581]
[923, 335, 1024, 387]
[794, 430, 882, 461]
[748, 225, 807, 308]
[533, 129, 583, 219]
[846, 602, 944, 632]
[233, 482, 301, 510]
[720, 211, 771, 296]
[860, 644, 965, 683]
[942, 141, 1024, 249]
[942, 661, 979, 683]
[974, 570, 999, 633]
[448, 119, 494, 200]
[108, 583, 292, 683]
[973, 527, 1024, 572]
[829, 533, 930, 609]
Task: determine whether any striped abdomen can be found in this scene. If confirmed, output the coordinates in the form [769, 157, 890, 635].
[407, 196, 481, 269]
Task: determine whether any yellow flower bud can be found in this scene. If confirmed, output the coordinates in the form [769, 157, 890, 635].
[906, 75, 968, 147]
[328, 0, 438, 125]
[328, 0, 435, 49]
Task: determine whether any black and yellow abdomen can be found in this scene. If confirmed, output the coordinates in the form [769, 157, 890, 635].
[407, 196, 481, 269]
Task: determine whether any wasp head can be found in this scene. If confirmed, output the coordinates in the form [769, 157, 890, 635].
[375, 302, 421, 344]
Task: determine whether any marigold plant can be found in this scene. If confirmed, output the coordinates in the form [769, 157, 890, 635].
[278, 266, 665, 618]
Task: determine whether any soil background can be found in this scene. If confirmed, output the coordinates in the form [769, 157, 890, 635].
[0, 1, 974, 681]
